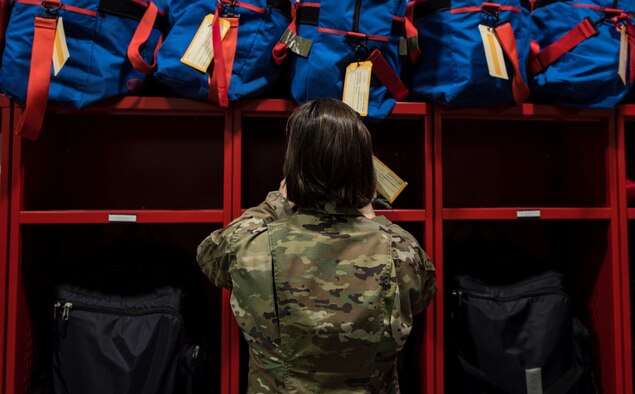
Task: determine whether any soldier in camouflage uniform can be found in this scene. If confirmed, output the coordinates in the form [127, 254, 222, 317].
[197, 98, 437, 393]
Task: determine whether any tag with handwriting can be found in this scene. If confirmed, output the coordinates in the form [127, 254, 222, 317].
[479, 24, 508, 80]
[181, 14, 231, 72]
[342, 61, 372, 116]
[373, 155, 408, 204]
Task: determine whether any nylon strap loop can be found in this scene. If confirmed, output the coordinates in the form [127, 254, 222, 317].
[368, 48, 409, 100]
[17, 15, 57, 140]
[209, 12, 238, 107]
[528, 18, 597, 76]
[127, 1, 162, 74]
[494, 22, 529, 104]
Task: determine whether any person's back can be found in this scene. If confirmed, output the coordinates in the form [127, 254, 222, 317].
[197, 98, 436, 393]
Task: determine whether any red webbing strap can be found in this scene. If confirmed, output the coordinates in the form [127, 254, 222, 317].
[404, 17, 421, 63]
[494, 22, 529, 104]
[528, 18, 597, 76]
[628, 24, 635, 84]
[17, 16, 57, 140]
[272, 16, 296, 65]
[127, 1, 163, 74]
[209, 15, 238, 107]
[368, 48, 409, 100]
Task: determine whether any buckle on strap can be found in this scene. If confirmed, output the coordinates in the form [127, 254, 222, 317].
[41, 0, 61, 14]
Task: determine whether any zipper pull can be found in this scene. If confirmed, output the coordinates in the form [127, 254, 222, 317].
[192, 345, 200, 360]
[62, 302, 73, 320]
[53, 302, 61, 319]
[452, 290, 463, 307]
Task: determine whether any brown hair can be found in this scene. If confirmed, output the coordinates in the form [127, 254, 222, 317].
[283, 98, 376, 209]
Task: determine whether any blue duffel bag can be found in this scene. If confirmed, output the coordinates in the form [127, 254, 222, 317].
[0, 0, 165, 140]
[273, 0, 412, 120]
[153, 0, 291, 105]
[407, 0, 532, 107]
[529, 0, 635, 108]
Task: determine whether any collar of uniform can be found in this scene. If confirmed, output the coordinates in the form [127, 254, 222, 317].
[299, 201, 362, 216]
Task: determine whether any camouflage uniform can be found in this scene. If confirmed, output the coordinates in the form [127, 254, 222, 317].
[197, 191, 437, 393]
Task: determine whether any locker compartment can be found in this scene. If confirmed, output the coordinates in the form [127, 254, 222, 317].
[443, 220, 617, 393]
[240, 116, 428, 210]
[13, 223, 223, 393]
[441, 119, 609, 208]
[22, 114, 225, 211]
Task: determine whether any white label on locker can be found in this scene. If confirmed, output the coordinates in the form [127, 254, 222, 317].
[108, 214, 137, 222]
[516, 210, 540, 218]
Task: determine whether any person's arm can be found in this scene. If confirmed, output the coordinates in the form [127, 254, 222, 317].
[196, 190, 294, 288]
[378, 218, 437, 315]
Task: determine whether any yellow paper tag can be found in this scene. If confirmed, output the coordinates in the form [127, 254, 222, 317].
[342, 61, 372, 117]
[619, 25, 628, 85]
[373, 155, 408, 204]
[181, 14, 231, 73]
[478, 24, 508, 80]
[52, 17, 70, 76]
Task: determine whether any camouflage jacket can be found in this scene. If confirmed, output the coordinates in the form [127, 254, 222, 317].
[197, 191, 437, 393]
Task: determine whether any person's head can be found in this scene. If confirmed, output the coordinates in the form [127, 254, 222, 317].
[283, 98, 376, 209]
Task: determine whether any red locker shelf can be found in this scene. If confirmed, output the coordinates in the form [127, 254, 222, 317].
[443, 207, 613, 220]
[18, 210, 225, 224]
[238, 209, 428, 222]
[45, 96, 227, 115]
[236, 99, 429, 117]
[437, 103, 613, 120]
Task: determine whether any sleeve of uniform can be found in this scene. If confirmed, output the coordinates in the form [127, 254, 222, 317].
[378, 218, 437, 316]
[196, 191, 293, 288]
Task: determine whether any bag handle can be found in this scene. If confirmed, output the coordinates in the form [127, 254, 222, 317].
[127, 1, 163, 74]
[367, 48, 409, 100]
[16, 12, 59, 140]
[493, 22, 530, 104]
[528, 18, 597, 76]
[208, 4, 238, 108]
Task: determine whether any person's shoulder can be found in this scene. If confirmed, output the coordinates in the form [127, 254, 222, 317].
[372, 216, 420, 248]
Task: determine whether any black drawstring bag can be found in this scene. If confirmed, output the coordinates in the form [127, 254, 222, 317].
[449, 271, 597, 394]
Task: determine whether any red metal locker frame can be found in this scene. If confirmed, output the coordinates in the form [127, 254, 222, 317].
[0, 95, 12, 394]
[433, 104, 623, 394]
[4, 97, 232, 394]
[616, 105, 635, 394]
[233, 99, 435, 394]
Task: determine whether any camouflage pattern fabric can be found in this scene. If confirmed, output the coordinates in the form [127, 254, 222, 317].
[197, 191, 437, 393]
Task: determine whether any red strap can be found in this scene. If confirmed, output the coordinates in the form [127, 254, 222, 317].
[528, 18, 597, 76]
[404, 17, 421, 64]
[17, 16, 57, 140]
[628, 24, 635, 85]
[368, 48, 409, 100]
[494, 22, 529, 104]
[127, 1, 162, 74]
[209, 15, 238, 107]
[272, 17, 297, 65]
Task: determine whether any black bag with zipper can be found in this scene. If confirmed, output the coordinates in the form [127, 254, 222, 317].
[49, 231, 214, 394]
[52, 285, 185, 394]
[450, 270, 597, 394]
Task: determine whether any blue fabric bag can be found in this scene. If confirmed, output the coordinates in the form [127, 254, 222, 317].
[273, 0, 411, 120]
[407, 0, 532, 107]
[0, 0, 165, 139]
[529, 0, 635, 108]
[154, 0, 290, 105]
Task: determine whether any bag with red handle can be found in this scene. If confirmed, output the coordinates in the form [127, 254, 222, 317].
[529, 0, 635, 108]
[0, 0, 166, 140]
